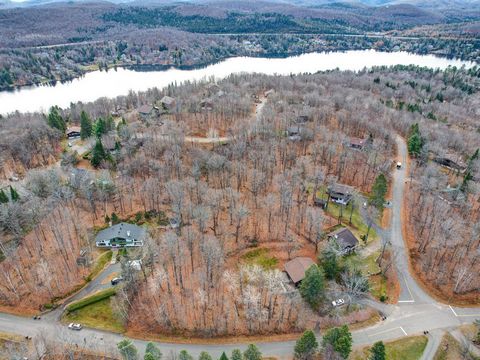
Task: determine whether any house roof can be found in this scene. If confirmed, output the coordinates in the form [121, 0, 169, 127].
[66, 126, 81, 133]
[328, 227, 359, 250]
[160, 96, 175, 105]
[95, 223, 146, 243]
[350, 137, 366, 147]
[284, 257, 315, 283]
[137, 104, 153, 115]
[328, 183, 354, 196]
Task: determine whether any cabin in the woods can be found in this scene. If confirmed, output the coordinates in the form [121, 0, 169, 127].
[327, 183, 354, 205]
[95, 223, 146, 248]
[349, 137, 366, 149]
[327, 227, 359, 255]
[66, 126, 81, 139]
[160, 96, 176, 111]
[137, 104, 154, 120]
[433, 154, 467, 172]
[284, 257, 315, 285]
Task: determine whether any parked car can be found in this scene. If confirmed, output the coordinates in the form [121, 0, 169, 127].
[68, 323, 83, 330]
[111, 277, 123, 285]
[396, 161, 402, 169]
[332, 298, 345, 307]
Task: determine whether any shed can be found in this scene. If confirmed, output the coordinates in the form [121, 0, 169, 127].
[284, 257, 315, 285]
[327, 227, 359, 255]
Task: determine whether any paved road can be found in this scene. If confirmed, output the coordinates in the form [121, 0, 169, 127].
[1, 135, 479, 359]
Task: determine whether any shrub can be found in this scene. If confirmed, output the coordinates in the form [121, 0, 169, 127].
[66, 287, 116, 312]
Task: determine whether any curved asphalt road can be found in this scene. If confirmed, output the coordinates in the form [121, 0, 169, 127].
[0, 136, 479, 359]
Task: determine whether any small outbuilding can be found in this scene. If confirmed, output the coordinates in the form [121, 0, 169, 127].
[95, 222, 146, 248]
[327, 227, 359, 255]
[284, 257, 315, 285]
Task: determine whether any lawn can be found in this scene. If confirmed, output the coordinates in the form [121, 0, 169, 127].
[369, 274, 388, 302]
[86, 250, 113, 281]
[343, 251, 381, 277]
[433, 333, 475, 360]
[350, 335, 428, 360]
[241, 248, 279, 270]
[323, 200, 378, 243]
[64, 297, 125, 333]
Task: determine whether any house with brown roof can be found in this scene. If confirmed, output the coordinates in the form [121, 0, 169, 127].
[350, 137, 366, 149]
[284, 257, 315, 285]
[327, 183, 354, 205]
[327, 227, 359, 255]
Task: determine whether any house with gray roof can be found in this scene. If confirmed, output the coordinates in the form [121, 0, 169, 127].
[327, 227, 359, 255]
[327, 183, 354, 205]
[95, 223, 146, 248]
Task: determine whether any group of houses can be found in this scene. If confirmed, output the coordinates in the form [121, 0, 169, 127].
[137, 96, 177, 120]
[284, 227, 359, 285]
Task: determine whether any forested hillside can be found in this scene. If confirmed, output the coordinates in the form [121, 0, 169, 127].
[0, 0, 479, 90]
[0, 65, 478, 324]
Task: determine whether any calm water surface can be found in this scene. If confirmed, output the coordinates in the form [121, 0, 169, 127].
[0, 50, 475, 115]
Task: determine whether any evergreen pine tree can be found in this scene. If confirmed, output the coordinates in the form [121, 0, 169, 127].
[80, 110, 93, 139]
[243, 345, 261, 360]
[322, 325, 352, 359]
[230, 349, 242, 360]
[9, 186, 19, 202]
[299, 264, 325, 309]
[0, 189, 8, 203]
[369, 341, 386, 360]
[294, 330, 319, 359]
[91, 139, 106, 168]
[218, 352, 229, 360]
[144, 342, 162, 360]
[47, 106, 66, 132]
[370, 173, 388, 211]
[199, 352, 212, 360]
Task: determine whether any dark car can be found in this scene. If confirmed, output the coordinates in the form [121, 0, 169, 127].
[111, 277, 123, 285]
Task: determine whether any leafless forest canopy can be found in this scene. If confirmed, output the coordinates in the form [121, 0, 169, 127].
[0, 66, 479, 332]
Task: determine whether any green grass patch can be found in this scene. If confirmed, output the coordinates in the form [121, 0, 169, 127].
[85, 250, 112, 282]
[350, 335, 428, 360]
[241, 248, 278, 270]
[386, 336, 428, 360]
[66, 287, 116, 313]
[64, 297, 124, 333]
[343, 251, 381, 277]
[369, 274, 388, 302]
[323, 200, 378, 242]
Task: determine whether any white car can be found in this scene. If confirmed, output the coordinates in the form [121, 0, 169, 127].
[396, 161, 402, 169]
[332, 298, 345, 307]
[68, 323, 83, 330]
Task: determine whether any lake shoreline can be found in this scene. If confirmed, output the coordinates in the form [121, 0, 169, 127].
[0, 49, 475, 115]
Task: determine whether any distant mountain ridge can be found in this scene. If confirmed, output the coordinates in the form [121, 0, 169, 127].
[3, 0, 480, 9]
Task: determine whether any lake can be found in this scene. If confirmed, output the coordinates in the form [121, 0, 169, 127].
[0, 50, 475, 115]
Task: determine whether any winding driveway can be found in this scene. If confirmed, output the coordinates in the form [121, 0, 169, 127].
[0, 136, 478, 359]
